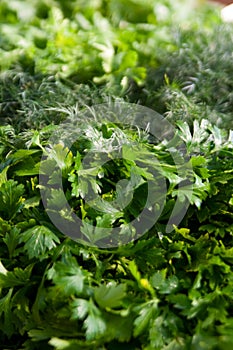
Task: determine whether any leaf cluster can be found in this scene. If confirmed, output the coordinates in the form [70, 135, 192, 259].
[0, 102, 232, 348]
[144, 25, 233, 129]
[0, 0, 233, 349]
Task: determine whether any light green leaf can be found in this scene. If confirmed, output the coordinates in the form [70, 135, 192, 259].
[52, 258, 86, 296]
[19, 225, 60, 259]
[94, 282, 126, 309]
[150, 269, 167, 289]
[46, 143, 73, 171]
[84, 300, 106, 340]
[23, 196, 40, 209]
[0, 165, 9, 187]
[71, 298, 89, 320]
[133, 301, 158, 337]
[128, 260, 141, 282]
[71, 298, 106, 340]
[0, 260, 7, 275]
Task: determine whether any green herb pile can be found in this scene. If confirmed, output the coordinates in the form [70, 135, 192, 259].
[0, 1, 233, 349]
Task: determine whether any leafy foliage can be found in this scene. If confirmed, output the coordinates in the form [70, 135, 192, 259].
[144, 25, 233, 129]
[0, 0, 233, 349]
[0, 0, 221, 94]
[0, 104, 232, 349]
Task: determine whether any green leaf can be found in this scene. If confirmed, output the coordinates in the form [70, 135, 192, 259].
[19, 225, 60, 259]
[0, 218, 11, 236]
[105, 313, 134, 342]
[221, 247, 233, 265]
[23, 196, 40, 209]
[84, 300, 106, 341]
[0, 165, 9, 187]
[191, 156, 207, 167]
[174, 226, 196, 242]
[71, 298, 106, 340]
[115, 168, 144, 210]
[167, 293, 191, 310]
[47, 188, 68, 210]
[128, 260, 141, 282]
[52, 258, 87, 296]
[3, 227, 21, 258]
[80, 220, 116, 245]
[84, 313, 106, 341]
[149, 316, 165, 349]
[0, 288, 14, 336]
[49, 338, 78, 350]
[95, 213, 116, 228]
[133, 300, 158, 337]
[0, 180, 25, 220]
[150, 271, 179, 294]
[176, 121, 192, 142]
[0, 261, 7, 275]
[94, 282, 126, 309]
[0, 263, 33, 288]
[46, 143, 73, 171]
[150, 269, 167, 290]
[13, 161, 40, 176]
[71, 298, 89, 320]
[9, 149, 41, 160]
